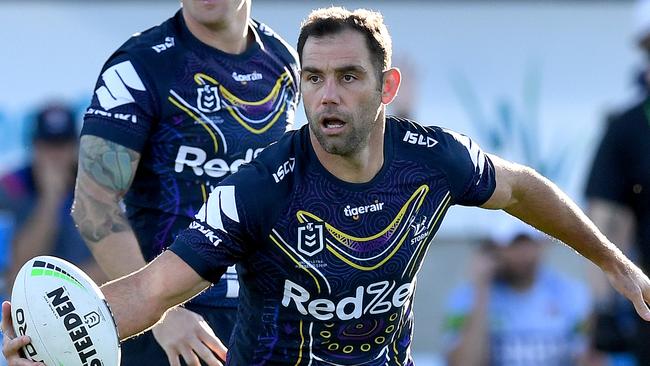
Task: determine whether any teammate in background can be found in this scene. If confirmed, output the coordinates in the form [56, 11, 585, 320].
[443, 219, 592, 366]
[4, 6, 650, 366]
[70, 0, 299, 365]
[585, 1, 650, 364]
[0, 103, 105, 289]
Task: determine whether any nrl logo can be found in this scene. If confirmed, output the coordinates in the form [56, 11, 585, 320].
[297, 222, 324, 257]
[197, 85, 221, 112]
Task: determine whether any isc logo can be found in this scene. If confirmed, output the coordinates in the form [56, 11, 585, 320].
[403, 131, 438, 148]
[281, 279, 413, 321]
[272, 158, 296, 183]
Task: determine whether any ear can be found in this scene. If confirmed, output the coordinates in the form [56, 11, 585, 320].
[381, 67, 401, 105]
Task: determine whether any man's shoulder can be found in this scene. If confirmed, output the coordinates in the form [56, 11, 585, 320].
[223, 128, 304, 187]
[110, 13, 181, 63]
[607, 98, 647, 128]
[389, 116, 478, 161]
[250, 19, 299, 64]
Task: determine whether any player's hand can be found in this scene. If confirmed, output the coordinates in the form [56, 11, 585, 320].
[152, 307, 227, 366]
[602, 257, 650, 321]
[1, 302, 44, 366]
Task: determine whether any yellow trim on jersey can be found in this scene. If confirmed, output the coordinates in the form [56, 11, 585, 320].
[392, 340, 402, 366]
[270, 235, 322, 293]
[168, 96, 220, 152]
[295, 185, 429, 271]
[194, 72, 293, 135]
[297, 185, 429, 243]
[405, 193, 451, 277]
[200, 184, 207, 204]
[195, 72, 293, 106]
[295, 320, 305, 366]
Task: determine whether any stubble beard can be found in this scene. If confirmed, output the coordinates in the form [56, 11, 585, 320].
[307, 92, 383, 157]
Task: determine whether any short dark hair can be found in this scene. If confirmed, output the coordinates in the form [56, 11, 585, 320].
[297, 7, 392, 77]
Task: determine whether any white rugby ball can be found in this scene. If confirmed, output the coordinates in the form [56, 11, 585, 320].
[11, 256, 120, 366]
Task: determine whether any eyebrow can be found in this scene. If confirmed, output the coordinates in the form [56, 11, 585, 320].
[302, 65, 368, 75]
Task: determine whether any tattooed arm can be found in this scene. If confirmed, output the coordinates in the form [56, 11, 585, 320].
[71, 135, 148, 279]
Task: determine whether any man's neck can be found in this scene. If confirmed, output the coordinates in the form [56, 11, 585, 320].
[310, 118, 386, 184]
[182, 8, 250, 55]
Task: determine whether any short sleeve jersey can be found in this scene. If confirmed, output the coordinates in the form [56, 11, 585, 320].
[585, 99, 650, 270]
[81, 11, 299, 307]
[170, 117, 496, 365]
[442, 269, 592, 366]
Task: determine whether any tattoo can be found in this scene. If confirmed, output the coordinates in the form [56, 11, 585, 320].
[79, 136, 139, 192]
[73, 136, 140, 243]
[72, 183, 130, 243]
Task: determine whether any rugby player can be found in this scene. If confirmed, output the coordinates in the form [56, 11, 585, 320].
[70, 0, 298, 365]
[4, 6, 650, 366]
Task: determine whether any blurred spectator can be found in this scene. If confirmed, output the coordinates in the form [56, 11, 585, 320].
[0, 102, 105, 291]
[442, 219, 593, 366]
[584, 1, 650, 364]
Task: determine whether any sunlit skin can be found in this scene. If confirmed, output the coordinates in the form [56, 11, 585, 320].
[181, 0, 250, 54]
[301, 28, 401, 183]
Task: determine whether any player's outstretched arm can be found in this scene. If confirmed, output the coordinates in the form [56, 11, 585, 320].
[100, 251, 214, 341]
[480, 155, 650, 320]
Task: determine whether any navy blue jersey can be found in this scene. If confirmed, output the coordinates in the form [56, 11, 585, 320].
[81, 11, 299, 307]
[170, 117, 496, 365]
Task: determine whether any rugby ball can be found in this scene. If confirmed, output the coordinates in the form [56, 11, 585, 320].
[10, 256, 120, 366]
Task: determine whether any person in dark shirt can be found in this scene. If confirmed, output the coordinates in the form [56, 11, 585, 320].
[70, 0, 299, 365]
[0, 103, 104, 289]
[4, 6, 650, 366]
[585, 2, 650, 361]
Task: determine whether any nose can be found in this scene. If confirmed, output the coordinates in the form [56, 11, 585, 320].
[320, 78, 340, 105]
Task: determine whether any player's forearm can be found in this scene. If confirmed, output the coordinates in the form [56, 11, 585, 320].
[101, 251, 211, 340]
[72, 135, 146, 279]
[447, 287, 491, 366]
[499, 164, 624, 270]
[71, 186, 146, 279]
[101, 266, 167, 340]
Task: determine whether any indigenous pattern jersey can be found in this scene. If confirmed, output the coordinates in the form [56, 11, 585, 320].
[170, 117, 497, 365]
[81, 11, 299, 307]
[443, 268, 592, 366]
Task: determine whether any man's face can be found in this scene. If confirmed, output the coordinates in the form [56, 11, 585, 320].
[493, 238, 542, 282]
[181, 0, 246, 28]
[301, 29, 384, 156]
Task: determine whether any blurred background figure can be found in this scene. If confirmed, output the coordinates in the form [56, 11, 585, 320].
[0, 102, 105, 296]
[442, 218, 593, 366]
[388, 53, 419, 120]
[585, 1, 650, 365]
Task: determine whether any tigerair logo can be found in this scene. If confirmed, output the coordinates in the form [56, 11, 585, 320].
[282, 279, 413, 321]
[232, 71, 263, 83]
[343, 201, 385, 220]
